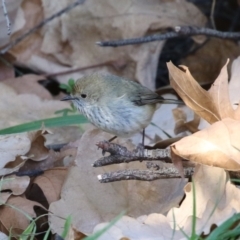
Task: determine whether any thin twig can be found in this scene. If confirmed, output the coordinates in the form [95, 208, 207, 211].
[1, 0, 11, 35]
[210, 0, 216, 29]
[97, 26, 240, 47]
[0, 0, 86, 55]
[93, 141, 194, 168]
[98, 167, 194, 182]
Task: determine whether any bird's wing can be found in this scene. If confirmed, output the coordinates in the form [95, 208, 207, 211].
[130, 93, 165, 106]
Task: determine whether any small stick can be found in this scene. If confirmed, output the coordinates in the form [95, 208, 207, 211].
[97, 26, 240, 47]
[98, 167, 194, 182]
[1, 0, 11, 35]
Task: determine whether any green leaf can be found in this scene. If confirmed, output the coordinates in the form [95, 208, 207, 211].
[0, 114, 88, 135]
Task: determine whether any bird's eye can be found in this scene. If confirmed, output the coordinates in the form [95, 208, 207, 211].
[81, 93, 87, 98]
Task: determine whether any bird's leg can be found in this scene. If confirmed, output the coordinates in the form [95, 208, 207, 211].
[108, 135, 117, 142]
[142, 129, 145, 146]
[100, 136, 117, 156]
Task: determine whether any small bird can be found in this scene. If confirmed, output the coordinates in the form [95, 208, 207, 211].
[61, 72, 182, 140]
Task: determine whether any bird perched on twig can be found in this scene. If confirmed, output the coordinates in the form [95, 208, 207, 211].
[61, 72, 182, 141]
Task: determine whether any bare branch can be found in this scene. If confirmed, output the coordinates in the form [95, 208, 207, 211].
[93, 141, 174, 167]
[98, 167, 194, 182]
[97, 26, 240, 47]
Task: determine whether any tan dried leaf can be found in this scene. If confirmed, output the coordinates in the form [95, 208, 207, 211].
[167, 60, 240, 123]
[0, 83, 69, 129]
[3, 74, 52, 99]
[167, 62, 220, 124]
[173, 108, 200, 134]
[0, 196, 44, 233]
[171, 118, 240, 170]
[0, 130, 49, 175]
[1, 175, 30, 195]
[92, 214, 184, 240]
[33, 168, 68, 204]
[167, 165, 240, 235]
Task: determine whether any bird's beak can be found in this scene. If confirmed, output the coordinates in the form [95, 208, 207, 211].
[61, 95, 76, 101]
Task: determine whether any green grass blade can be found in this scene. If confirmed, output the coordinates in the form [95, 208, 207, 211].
[61, 215, 72, 239]
[190, 180, 197, 239]
[205, 213, 240, 240]
[0, 115, 88, 135]
[84, 211, 125, 240]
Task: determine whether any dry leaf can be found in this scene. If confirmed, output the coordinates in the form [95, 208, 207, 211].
[0, 83, 69, 129]
[11, 0, 206, 89]
[49, 129, 187, 234]
[0, 130, 49, 175]
[181, 39, 240, 85]
[0, 193, 12, 205]
[0, 196, 44, 235]
[167, 165, 240, 235]
[0, 0, 23, 47]
[167, 60, 240, 123]
[33, 168, 68, 204]
[92, 214, 184, 240]
[3, 74, 52, 99]
[173, 108, 200, 134]
[171, 118, 240, 170]
[1, 175, 30, 195]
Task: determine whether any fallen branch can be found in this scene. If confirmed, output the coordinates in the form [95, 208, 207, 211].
[98, 167, 195, 183]
[97, 26, 240, 47]
[94, 141, 195, 182]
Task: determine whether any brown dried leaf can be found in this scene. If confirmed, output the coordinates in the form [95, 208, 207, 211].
[33, 168, 68, 204]
[171, 118, 240, 170]
[0, 134, 31, 169]
[168, 60, 240, 123]
[0, 131, 49, 176]
[181, 39, 240, 85]
[0, 193, 12, 205]
[1, 175, 30, 195]
[0, 83, 69, 129]
[208, 60, 234, 119]
[173, 108, 200, 134]
[167, 165, 240, 235]
[167, 62, 220, 124]
[3, 74, 52, 99]
[0, 196, 44, 234]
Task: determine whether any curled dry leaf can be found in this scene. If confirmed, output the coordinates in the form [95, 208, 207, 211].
[0, 196, 44, 235]
[1, 175, 30, 195]
[0, 130, 49, 176]
[167, 165, 240, 236]
[172, 118, 240, 170]
[167, 60, 240, 124]
[173, 108, 200, 134]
